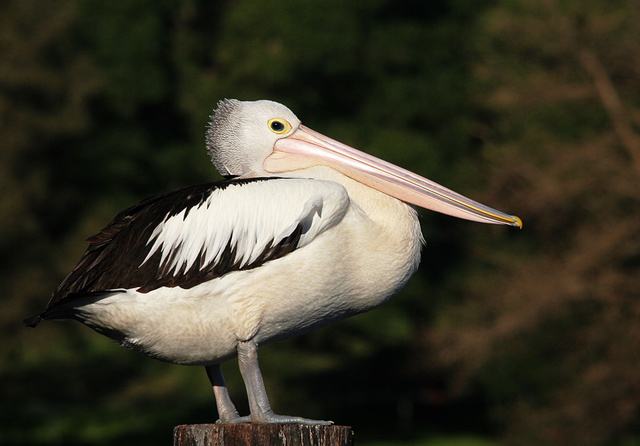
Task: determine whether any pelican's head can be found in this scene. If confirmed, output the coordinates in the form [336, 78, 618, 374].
[206, 99, 300, 177]
[206, 98, 522, 228]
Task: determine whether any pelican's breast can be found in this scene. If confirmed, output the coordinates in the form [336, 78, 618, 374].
[250, 170, 424, 343]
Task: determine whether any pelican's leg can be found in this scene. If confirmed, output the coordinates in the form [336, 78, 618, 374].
[205, 364, 249, 423]
[237, 340, 332, 425]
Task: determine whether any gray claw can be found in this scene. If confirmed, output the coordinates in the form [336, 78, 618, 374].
[253, 412, 333, 425]
[217, 415, 251, 424]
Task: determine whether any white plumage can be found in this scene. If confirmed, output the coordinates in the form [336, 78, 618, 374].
[141, 179, 349, 275]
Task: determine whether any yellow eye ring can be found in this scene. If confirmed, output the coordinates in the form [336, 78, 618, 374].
[268, 118, 292, 134]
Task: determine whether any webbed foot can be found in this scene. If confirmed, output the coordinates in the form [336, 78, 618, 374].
[252, 411, 333, 425]
[217, 414, 251, 424]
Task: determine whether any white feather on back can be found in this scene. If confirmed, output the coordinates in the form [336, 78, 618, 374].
[141, 179, 350, 276]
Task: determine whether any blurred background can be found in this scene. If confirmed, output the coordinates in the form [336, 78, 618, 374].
[2, 0, 639, 445]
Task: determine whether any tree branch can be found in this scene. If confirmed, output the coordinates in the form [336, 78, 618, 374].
[578, 48, 640, 175]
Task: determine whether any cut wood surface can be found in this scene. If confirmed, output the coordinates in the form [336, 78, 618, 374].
[173, 424, 354, 446]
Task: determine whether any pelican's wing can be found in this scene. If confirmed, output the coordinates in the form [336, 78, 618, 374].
[47, 177, 349, 309]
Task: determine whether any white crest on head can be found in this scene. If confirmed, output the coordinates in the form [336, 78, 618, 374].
[205, 99, 301, 176]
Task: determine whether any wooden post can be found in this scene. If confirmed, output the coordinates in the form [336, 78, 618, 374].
[173, 424, 354, 446]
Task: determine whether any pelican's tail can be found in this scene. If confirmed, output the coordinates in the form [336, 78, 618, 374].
[23, 313, 43, 328]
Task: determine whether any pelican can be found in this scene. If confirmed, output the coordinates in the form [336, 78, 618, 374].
[25, 99, 521, 424]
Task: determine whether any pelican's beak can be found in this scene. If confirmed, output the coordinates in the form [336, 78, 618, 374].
[264, 125, 522, 228]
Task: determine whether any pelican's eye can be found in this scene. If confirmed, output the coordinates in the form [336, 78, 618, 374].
[268, 118, 292, 134]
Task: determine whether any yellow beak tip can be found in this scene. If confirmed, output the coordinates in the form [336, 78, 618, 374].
[512, 216, 523, 229]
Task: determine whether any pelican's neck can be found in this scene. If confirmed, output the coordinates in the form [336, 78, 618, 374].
[284, 165, 419, 230]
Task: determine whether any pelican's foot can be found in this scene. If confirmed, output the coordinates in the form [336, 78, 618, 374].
[252, 411, 333, 425]
[217, 415, 251, 424]
[236, 341, 333, 426]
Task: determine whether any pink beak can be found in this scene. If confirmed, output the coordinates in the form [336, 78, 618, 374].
[265, 125, 522, 228]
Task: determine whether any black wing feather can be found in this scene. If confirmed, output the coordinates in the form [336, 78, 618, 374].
[43, 177, 301, 315]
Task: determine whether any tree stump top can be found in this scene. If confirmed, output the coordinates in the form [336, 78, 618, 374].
[173, 423, 354, 446]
